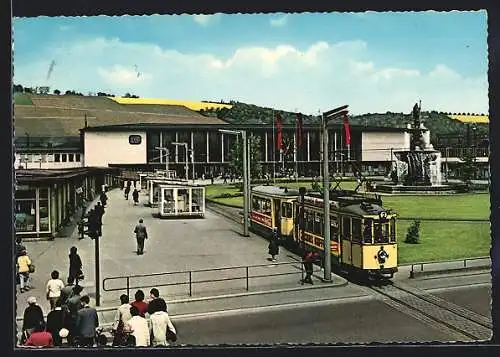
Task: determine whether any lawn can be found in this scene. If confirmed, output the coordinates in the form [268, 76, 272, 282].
[14, 92, 33, 105]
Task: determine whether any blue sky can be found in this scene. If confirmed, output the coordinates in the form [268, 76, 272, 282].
[13, 12, 488, 115]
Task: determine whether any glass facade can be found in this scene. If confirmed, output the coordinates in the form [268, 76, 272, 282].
[177, 131, 190, 163]
[193, 132, 207, 162]
[208, 131, 221, 162]
[147, 132, 161, 163]
[15, 186, 51, 233]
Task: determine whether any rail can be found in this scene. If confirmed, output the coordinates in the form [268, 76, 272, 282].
[103, 261, 315, 298]
[406, 256, 490, 278]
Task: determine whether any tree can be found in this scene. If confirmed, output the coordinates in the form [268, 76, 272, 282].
[228, 134, 263, 179]
[13, 84, 24, 93]
[405, 220, 421, 244]
[459, 147, 478, 191]
[53, 89, 61, 95]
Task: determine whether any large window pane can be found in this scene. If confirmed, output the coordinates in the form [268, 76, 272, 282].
[208, 132, 222, 162]
[193, 132, 207, 162]
[15, 200, 36, 232]
[147, 132, 161, 163]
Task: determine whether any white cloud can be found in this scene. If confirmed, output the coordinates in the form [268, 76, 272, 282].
[270, 14, 289, 27]
[13, 37, 488, 115]
[193, 14, 219, 26]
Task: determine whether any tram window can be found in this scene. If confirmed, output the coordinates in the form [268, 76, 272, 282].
[363, 219, 373, 244]
[351, 218, 361, 243]
[54, 154, 60, 162]
[342, 216, 351, 240]
[331, 216, 339, 242]
[252, 197, 272, 215]
[281, 202, 293, 218]
[374, 222, 390, 243]
[62, 154, 67, 162]
[313, 213, 323, 236]
[389, 218, 396, 243]
[305, 211, 314, 232]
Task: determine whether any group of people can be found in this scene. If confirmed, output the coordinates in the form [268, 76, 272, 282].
[21, 277, 101, 348]
[111, 288, 177, 347]
[123, 180, 140, 205]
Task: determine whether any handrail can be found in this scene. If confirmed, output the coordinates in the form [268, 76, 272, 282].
[103, 260, 316, 298]
[406, 256, 490, 278]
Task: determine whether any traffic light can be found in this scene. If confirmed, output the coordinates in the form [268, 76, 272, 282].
[81, 209, 101, 240]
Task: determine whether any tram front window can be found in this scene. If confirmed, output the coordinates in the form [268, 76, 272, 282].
[374, 221, 390, 244]
[363, 219, 373, 244]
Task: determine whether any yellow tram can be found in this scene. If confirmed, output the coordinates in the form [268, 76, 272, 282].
[250, 185, 398, 280]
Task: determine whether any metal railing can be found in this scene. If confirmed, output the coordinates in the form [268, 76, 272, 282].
[439, 147, 490, 158]
[406, 256, 490, 278]
[103, 261, 315, 298]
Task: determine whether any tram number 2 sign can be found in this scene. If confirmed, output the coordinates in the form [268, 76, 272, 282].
[129, 135, 142, 145]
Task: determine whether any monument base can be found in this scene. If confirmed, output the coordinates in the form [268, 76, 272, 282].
[375, 184, 456, 195]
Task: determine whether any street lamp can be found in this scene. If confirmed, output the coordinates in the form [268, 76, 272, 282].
[155, 146, 170, 172]
[219, 129, 250, 237]
[321, 104, 349, 283]
[172, 142, 190, 180]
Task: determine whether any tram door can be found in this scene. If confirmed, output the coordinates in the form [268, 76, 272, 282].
[273, 199, 281, 237]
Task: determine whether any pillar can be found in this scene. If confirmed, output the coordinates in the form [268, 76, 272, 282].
[221, 133, 224, 163]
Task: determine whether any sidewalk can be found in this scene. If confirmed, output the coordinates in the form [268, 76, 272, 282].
[16, 187, 346, 319]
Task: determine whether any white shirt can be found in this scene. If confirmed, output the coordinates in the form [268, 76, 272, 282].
[46, 279, 65, 298]
[149, 311, 176, 346]
[126, 316, 150, 347]
[115, 304, 132, 325]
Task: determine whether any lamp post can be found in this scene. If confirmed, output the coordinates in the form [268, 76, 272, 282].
[155, 146, 170, 172]
[321, 105, 349, 283]
[172, 142, 189, 180]
[219, 129, 249, 237]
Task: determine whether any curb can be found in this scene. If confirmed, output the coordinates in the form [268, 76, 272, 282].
[409, 265, 491, 279]
[16, 276, 348, 321]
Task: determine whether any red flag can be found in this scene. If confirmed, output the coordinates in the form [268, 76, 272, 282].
[276, 112, 283, 150]
[296, 113, 304, 148]
[343, 115, 351, 146]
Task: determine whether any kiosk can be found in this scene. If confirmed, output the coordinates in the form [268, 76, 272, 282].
[147, 178, 189, 207]
[158, 183, 205, 218]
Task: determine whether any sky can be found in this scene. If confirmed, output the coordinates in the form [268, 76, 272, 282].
[12, 11, 488, 115]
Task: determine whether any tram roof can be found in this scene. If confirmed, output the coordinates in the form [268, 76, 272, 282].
[251, 185, 300, 197]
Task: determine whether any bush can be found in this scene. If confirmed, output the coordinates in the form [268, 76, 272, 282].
[405, 220, 421, 244]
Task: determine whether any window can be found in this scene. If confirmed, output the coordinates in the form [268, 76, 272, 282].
[281, 202, 293, 218]
[252, 196, 271, 215]
[313, 213, 323, 236]
[351, 218, 362, 243]
[75, 154, 81, 162]
[363, 219, 373, 244]
[61, 154, 67, 162]
[68, 154, 74, 162]
[390, 217, 396, 243]
[305, 211, 314, 232]
[374, 221, 390, 243]
[54, 154, 61, 162]
[330, 215, 339, 242]
[39, 188, 50, 232]
[15, 186, 37, 233]
[342, 216, 351, 240]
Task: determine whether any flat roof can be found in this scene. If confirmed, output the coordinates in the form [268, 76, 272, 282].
[16, 167, 119, 183]
[252, 185, 300, 197]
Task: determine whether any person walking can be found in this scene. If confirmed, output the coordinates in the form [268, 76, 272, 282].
[268, 228, 280, 262]
[66, 284, 84, 345]
[22, 297, 45, 344]
[75, 295, 99, 347]
[46, 270, 65, 310]
[149, 309, 177, 347]
[130, 290, 149, 317]
[112, 294, 132, 346]
[17, 249, 33, 293]
[301, 250, 318, 285]
[68, 247, 83, 286]
[132, 188, 139, 206]
[124, 186, 131, 200]
[100, 191, 108, 208]
[125, 306, 150, 347]
[133, 219, 148, 255]
[46, 299, 64, 346]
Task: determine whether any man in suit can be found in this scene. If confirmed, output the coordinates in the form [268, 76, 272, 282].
[75, 295, 99, 347]
[46, 299, 64, 346]
[133, 219, 148, 255]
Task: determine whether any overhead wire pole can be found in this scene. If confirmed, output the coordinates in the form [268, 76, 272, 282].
[272, 109, 276, 184]
[322, 104, 349, 283]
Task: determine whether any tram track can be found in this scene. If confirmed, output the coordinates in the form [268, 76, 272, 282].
[367, 282, 492, 342]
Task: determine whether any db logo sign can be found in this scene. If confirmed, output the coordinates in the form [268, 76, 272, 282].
[129, 135, 142, 145]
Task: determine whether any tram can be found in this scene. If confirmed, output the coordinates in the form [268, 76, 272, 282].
[249, 185, 398, 280]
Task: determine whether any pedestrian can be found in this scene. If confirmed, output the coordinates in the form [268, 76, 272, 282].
[132, 188, 139, 206]
[46, 270, 65, 310]
[46, 299, 64, 346]
[149, 308, 177, 347]
[223, 174, 227, 184]
[22, 296, 45, 343]
[112, 294, 132, 346]
[24, 321, 53, 348]
[133, 219, 148, 255]
[60, 280, 74, 309]
[130, 290, 149, 317]
[125, 305, 150, 347]
[95, 202, 105, 224]
[17, 249, 33, 293]
[268, 228, 280, 262]
[301, 250, 317, 285]
[75, 295, 99, 347]
[68, 246, 83, 286]
[210, 175, 214, 185]
[147, 288, 167, 315]
[66, 284, 84, 346]
[124, 186, 131, 200]
[100, 191, 108, 207]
